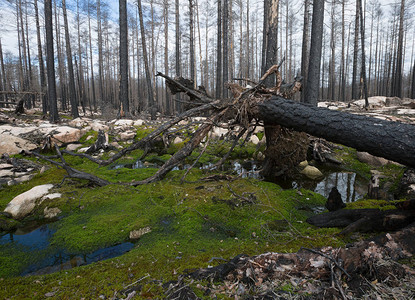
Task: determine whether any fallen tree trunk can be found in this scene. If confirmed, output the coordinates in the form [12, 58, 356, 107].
[253, 96, 415, 168]
[306, 208, 415, 234]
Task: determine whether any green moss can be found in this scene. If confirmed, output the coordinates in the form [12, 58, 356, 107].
[334, 147, 372, 179]
[346, 199, 400, 210]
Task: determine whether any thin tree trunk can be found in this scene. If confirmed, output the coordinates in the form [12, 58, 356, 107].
[392, 0, 405, 98]
[175, 0, 181, 114]
[164, 0, 170, 115]
[222, 0, 228, 98]
[304, 0, 324, 106]
[97, 0, 104, 107]
[34, 0, 48, 115]
[359, 0, 369, 107]
[216, 0, 222, 98]
[189, 0, 195, 87]
[137, 0, 156, 120]
[76, 0, 87, 115]
[119, 0, 129, 117]
[300, 0, 310, 102]
[62, 0, 79, 118]
[88, 4, 97, 112]
[352, 0, 360, 100]
[44, 0, 59, 122]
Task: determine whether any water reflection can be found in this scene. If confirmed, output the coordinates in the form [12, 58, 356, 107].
[0, 224, 134, 276]
[314, 172, 363, 202]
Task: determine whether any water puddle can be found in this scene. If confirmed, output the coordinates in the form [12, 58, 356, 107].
[0, 223, 134, 276]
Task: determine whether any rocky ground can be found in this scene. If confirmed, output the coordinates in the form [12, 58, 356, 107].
[0, 96, 414, 299]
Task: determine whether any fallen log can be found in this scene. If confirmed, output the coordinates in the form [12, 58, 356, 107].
[253, 97, 415, 168]
[306, 208, 415, 233]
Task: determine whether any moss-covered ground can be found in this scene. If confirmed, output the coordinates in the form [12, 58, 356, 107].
[0, 126, 407, 299]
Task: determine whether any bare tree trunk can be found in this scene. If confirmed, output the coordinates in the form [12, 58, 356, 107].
[304, 0, 324, 106]
[137, 0, 156, 120]
[62, 0, 79, 118]
[300, 0, 310, 102]
[222, 0, 229, 98]
[88, 4, 97, 112]
[34, 0, 48, 115]
[175, 0, 181, 114]
[412, 63, 415, 99]
[76, 0, 87, 115]
[119, 0, 129, 117]
[246, 0, 250, 79]
[262, 0, 279, 88]
[392, 0, 405, 98]
[164, 0, 170, 115]
[359, 0, 369, 107]
[97, 0, 104, 107]
[189, 0, 196, 87]
[216, 0, 222, 98]
[44, 0, 59, 122]
[0, 39, 6, 101]
[352, 0, 359, 100]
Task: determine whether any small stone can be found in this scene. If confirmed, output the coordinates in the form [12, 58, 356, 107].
[300, 165, 323, 180]
[249, 135, 260, 145]
[129, 227, 152, 240]
[173, 136, 183, 144]
[299, 160, 308, 168]
[44, 207, 62, 219]
[66, 143, 82, 151]
[120, 131, 136, 141]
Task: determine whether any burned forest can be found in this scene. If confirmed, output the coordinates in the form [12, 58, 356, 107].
[1, 0, 415, 299]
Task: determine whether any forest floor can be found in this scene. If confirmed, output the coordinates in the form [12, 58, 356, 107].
[0, 102, 414, 299]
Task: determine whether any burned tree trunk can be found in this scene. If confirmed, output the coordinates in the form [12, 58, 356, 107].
[254, 97, 415, 168]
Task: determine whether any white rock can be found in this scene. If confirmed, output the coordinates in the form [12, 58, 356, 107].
[4, 184, 54, 219]
[129, 227, 152, 239]
[44, 207, 62, 219]
[0, 164, 13, 170]
[86, 135, 94, 141]
[0, 134, 37, 155]
[173, 136, 184, 144]
[210, 126, 228, 138]
[50, 126, 83, 145]
[66, 144, 82, 151]
[114, 119, 134, 127]
[78, 147, 90, 153]
[119, 131, 136, 141]
[68, 118, 88, 128]
[89, 121, 109, 132]
[42, 193, 62, 201]
[299, 160, 308, 168]
[249, 135, 260, 145]
[133, 119, 145, 126]
[0, 169, 14, 177]
[8, 175, 33, 185]
[110, 142, 123, 149]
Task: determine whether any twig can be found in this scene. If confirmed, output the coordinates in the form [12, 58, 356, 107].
[180, 136, 210, 183]
[123, 274, 150, 289]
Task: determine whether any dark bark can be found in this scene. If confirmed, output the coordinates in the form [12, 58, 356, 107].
[222, 0, 228, 98]
[300, 0, 310, 102]
[262, 0, 279, 88]
[216, 0, 222, 99]
[119, 0, 129, 116]
[137, 0, 156, 120]
[392, 0, 405, 98]
[412, 63, 415, 99]
[44, 0, 59, 123]
[189, 0, 195, 87]
[175, 0, 181, 114]
[307, 208, 415, 233]
[34, 0, 47, 115]
[352, 0, 359, 100]
[255, 97, 415, 168]
[62, 0, 79, 118]
[359, 0, 369, 107]
[304, 0, 324, 106]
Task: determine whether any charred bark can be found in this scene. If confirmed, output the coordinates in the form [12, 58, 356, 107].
[254, 97, 415, 168]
